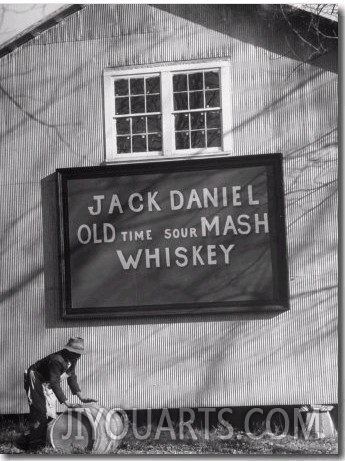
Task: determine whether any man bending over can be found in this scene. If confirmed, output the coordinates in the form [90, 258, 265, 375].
[20, 337, 97, 449]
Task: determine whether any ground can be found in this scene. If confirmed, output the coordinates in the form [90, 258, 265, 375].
[0, 416, 338, 455]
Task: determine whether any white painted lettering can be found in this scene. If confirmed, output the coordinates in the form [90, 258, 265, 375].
[103, 223, 116, 242]
[165, 247, 171, 267]
[207, 245, 217, 265]
[248, 185, 260, 205]
[237, 214, 251, 235]
[175, 247, 188, 267]
[88, 195, 104, 216]
[147, 191, 161, 211]
[93, 223, 102, 244]
[108, 194, 123, 214]
[219, 244, 235, 264]
[116, 250, 143, 269]
[255, 213, 269, 233]
[186, 189, 203, 209]
[77, 225, 92, 244]
[223, 215, 238, 235]
[232, 186, 242, 206]
[145, 248, 160, 268]
[192, 246, 204, 266]
[203, 188, 218, 208]
[201, 216, 220, 237]
[170, 190, 184, 210]
[128, 193, 144, 212]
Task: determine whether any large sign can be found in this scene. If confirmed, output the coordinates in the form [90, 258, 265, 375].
[56, 155, 289, 319]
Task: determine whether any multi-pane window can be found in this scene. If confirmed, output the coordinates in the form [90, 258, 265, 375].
[173, 71, 221, 150]
[114, 75, 162, 154]
[104, 61, 232, 160]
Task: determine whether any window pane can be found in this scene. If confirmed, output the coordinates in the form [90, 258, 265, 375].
[115, 79, 128, 96]
[132, 116, 146, 134]
[173, 74, 187, 92]
[174, 93, 188, 111]
[116, 118, 130, 135]
[117, 136, 131, 153]
[207, 129, 221, 147]
[191, 130, 205, 148]
[131, 96, 145, 114]
[147, 115, 161, 133]
[190, 112, 205, 130]
[205, 71, 219, 89]
[147, 95, 161, 112]
[176, 132, 190, 150]
[148, 134, 162, 151]
[133, 135, 147, 152]
[189, 72, 203, 90]
[115, 97, 129, 115]
[190, 91, 204, 110]
[146, 77, 160, 94]
[175, 113, 189, 131]
[206, 111, 221, 129]
[205, 90, 220, 108]
[130, 78, 144, 95]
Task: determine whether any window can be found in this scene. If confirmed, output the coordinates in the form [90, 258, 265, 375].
[104, 61, 232, 161]
[114, 75, 162, 154]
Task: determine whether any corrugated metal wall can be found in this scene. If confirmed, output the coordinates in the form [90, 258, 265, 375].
[0, 4, 337, 413]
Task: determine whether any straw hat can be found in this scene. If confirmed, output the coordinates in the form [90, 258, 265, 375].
[63, 337, 85, 355]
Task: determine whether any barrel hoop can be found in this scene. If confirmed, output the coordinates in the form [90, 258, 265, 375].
[49, 408, 97, 451]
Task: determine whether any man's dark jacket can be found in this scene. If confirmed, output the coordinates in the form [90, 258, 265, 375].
[28, 350, 81, 403]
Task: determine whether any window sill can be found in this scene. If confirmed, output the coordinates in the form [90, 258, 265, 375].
[102, 150, 234, 165]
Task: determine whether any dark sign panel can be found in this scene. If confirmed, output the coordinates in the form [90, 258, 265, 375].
[57, 155, 289, 318]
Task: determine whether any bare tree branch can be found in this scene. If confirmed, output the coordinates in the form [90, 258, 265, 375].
[280, 5, 323, 53]
[0, 82, 59, 128]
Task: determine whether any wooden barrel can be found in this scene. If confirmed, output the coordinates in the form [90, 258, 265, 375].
[49, 404, 124, 454]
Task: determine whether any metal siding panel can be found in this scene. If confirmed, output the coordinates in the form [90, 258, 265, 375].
[0, 5, 337, 413]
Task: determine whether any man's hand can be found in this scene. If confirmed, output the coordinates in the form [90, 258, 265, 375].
[64, 399, 80, 408]
[79, 397, 98, 403]
[76, 392, 98, 404]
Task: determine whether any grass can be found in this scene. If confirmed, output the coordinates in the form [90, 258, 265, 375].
[0, 416, 338, 455]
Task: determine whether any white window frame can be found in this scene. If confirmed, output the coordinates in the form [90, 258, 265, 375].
[103, 60, 232, 162]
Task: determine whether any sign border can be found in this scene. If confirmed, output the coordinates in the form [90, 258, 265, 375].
[56, 154, 289, 319]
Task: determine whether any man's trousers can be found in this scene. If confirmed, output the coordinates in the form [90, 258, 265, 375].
[23, 368, 58, 447]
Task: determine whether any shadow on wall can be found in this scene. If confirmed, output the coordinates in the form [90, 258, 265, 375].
[40, 173, 282, 329]
[154, 4, 338, 74]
